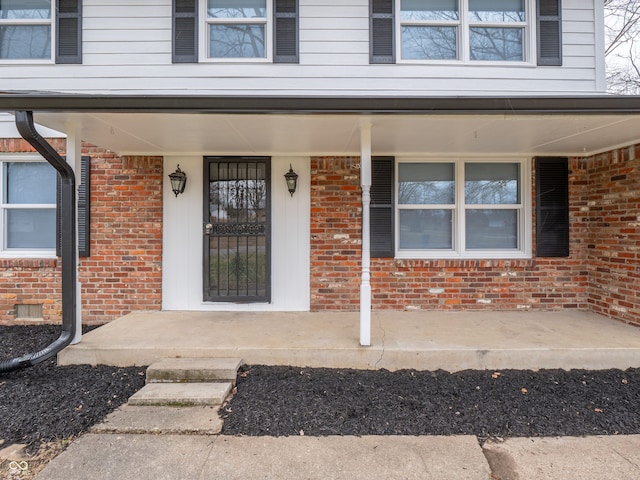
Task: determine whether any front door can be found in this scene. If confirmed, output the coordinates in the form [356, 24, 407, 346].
[203, 157, 271, 302]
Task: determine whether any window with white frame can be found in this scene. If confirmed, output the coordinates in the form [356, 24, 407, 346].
[399, 0, 528, 62]
[0, 157, 57, 254]
[396, 159, 531, 258]
[204, 0, 270, 59]
[0, 0, 52, 60]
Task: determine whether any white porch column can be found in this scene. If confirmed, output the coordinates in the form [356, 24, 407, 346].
[359, 119, 372, 346]
[66, 122, 83, 344]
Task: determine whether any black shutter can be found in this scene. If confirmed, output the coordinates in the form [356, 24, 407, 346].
[274, 0, 299, 63]
[57, 156, 90, 257]
[370, 157, 395, 258]
[370, 0, 395, 64]
[78, 156, 91, 257]
[56, 0, 82, 64]
[535, 157, 569, 257]
[537, 0, 562, 66]
[173, 0, 198, 63]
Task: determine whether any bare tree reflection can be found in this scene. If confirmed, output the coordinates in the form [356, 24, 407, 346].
[0, 1, 51, 59]
[208, 4, 266, 57]
[400, 1, 525, 61]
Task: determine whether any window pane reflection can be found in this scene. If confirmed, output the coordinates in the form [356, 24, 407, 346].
[6, 209, 55, 249]
[469, 0, 525, 22]
[470, 27, 523, 61]
[465, 163, 520, 204]
[209, 24, 265, 58]
[401, 0, 459, 21]
[6, 162, 56, 204]
[207, 0, 266, 18]
[399, 163, 455, 204]
[0, 25, 51, 59]
[402, 26, 457, 60]
[466, 209, 517, 249]
[400, 209, 453, 249]
[0, 0, 51, 19]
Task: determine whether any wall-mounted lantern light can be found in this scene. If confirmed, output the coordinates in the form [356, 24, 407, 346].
[284, 164, 298, 197]
[169, 165, 187, 197]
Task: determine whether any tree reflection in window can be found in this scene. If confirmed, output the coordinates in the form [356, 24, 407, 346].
[0, 0, 51, 59]
[399, 0, 526, 61]
[207, 0, 267, 58]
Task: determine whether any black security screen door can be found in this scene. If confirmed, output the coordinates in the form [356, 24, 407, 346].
[204, 157, 271, 302]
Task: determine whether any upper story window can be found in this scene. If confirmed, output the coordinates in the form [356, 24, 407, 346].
[400, 0, 527, 62]
[0, 0, 82, 63]
[0, 0, 52, 60]
[371, 0, 562, 65]
[206, 0, 269, 59]
[173, 0, 298, 63]
[0, 156, 57, 256]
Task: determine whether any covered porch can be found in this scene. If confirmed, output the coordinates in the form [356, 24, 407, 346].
[1, 95, 639, 359]
[59, 310, 640, 372]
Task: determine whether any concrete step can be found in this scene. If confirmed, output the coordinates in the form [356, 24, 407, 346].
[128, 382, 232, 406]
[91, 405, 223, 435]
[146, 357, 242, 384]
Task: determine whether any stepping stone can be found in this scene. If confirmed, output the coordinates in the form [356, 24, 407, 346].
[128, 382, 232, 406]
[146, 357, 243, 384]
[91, 405, 223, 435]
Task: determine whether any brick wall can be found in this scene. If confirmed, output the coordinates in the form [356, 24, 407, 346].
[310, 157, 363, 309]
[0, 139, 163, 325]
[586, 145, 640, 325]
[79, 145, 163, 323]
[310, 156, 591, 312]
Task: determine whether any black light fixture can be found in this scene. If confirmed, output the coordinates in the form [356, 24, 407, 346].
[284, 164, 298, 197]
[169, 165, 187, 197]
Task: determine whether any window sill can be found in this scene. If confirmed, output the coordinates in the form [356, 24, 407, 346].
[395, 251, 532, 260]
[198, 58, 272, 64]
[0, 257, 57, 268]
[392, 258, 536, 269]
[0, 59, 54, 65]
[396, 59, 536, 67]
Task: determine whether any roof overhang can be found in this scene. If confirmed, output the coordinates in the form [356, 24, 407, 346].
[2, 94, 640, 156]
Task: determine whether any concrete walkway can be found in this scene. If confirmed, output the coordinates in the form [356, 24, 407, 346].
[35, 433, 640, 480]
[483, 436, 640, 479]
[60, 310, 640, 371]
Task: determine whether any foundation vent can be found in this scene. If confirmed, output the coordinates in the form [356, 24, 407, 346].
[15, 304, 43, 320]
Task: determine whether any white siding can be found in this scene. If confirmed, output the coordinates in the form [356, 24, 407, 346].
[82, 0, 172, 65]
[299, 1, 369, 65]
[0, 113, 65, 138]
[0, 0, 604, 96]
[0, 114, 16, 138]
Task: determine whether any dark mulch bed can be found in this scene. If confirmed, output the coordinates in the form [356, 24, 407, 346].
[0, 325, 146, 451]
[3, 326, 640, 452]
[221, 365, 640, 440]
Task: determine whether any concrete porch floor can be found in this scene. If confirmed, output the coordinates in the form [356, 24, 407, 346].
[58, 310, 640, 371]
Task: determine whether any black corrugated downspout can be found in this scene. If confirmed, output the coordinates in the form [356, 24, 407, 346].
[0, 111, 77, 373]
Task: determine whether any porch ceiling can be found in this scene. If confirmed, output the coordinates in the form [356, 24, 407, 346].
[3, 94, 640, 157]
[30, 111, 640, 157]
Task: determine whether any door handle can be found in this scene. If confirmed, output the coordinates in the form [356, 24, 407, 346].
[204, 223, 213, 235]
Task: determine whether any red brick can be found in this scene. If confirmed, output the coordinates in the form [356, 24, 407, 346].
[0, 140, 162, 325]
